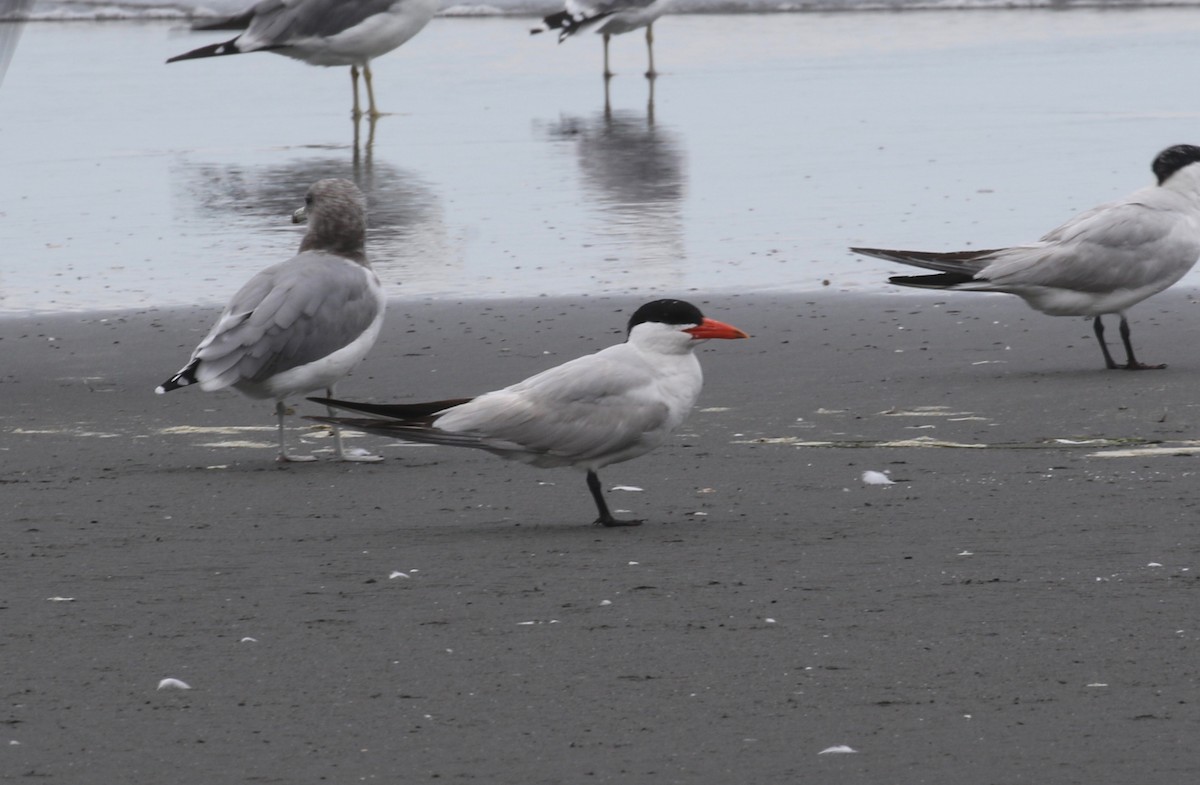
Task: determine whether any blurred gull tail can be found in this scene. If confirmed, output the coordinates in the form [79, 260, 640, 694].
[531, 10, 614, 42]
[0, 0, 33, 87]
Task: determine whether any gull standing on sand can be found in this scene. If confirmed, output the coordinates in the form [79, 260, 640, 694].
[167, 0, 438, 117]
[156, 179, 387, 463]
[308, 299, 748, 526]
[532, 0, 673, 78]
[852, 144, 1200, 370]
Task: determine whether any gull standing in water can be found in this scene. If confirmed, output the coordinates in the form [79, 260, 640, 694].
[157, 179, 387, 463]
[167, 0, 438, 117]
[852, 144, 1200, 370]
[532, 0, 673, 79]
[309, 300, 748, 526]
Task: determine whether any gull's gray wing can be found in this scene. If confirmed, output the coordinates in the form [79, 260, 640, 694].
[247, 0, 406, 45]
[568, 0, 658, 15]
[194, 251, 382, 390]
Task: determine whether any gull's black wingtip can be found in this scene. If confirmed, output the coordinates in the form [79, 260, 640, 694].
[166, 39, 241, 64]
[156, 359, 199, 394]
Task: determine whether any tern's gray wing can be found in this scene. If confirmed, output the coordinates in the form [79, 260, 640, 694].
[247, 0, 403, 44]
[434, 346, 677, 465]
[194, 251, 381, 390]
[980, 200, 1200, 293]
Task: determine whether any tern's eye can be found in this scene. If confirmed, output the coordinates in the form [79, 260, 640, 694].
[305, 195, 314, 206]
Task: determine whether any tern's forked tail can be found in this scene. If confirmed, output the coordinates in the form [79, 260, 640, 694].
[307, 414, 490, 451]
[887, 272, 979, 290]
[310, 396, 475, 421]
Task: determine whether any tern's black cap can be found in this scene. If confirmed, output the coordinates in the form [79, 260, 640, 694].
[1153, 144, 1200, 185]
[626, 299, 704, 333]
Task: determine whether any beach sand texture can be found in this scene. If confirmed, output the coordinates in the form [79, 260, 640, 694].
[3, 9, 1200, 783]
[6, 291, 1200, 782]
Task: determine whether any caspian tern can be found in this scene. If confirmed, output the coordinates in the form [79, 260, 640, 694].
[852, 144, 1200, 370]
[167, 0, 438, 118]
[532, 0, 673, 79]
[156, 178, 387, 463]
[308, 299, 748, 527]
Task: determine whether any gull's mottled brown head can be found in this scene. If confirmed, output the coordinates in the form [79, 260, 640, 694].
[295, 178, 368, 263]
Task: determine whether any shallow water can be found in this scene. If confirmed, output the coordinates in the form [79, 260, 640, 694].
[4, 11, 1200, 313]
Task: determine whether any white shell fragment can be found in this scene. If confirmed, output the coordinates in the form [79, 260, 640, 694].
[819, 745, 858, 754]
[861, 470, 894, 486]
[389, 571, 410, 579]
[46, 597, 75, 602]
[611, 485, 644, 492]
[157, 678, 191, 691]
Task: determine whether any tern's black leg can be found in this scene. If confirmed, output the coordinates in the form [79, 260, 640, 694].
[1092, 315, 1120, 370]
[586, 470, 642, 527]
[1118, 315, 1166, 370]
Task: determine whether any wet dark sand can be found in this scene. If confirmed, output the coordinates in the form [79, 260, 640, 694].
[3, 291, 1200, 782]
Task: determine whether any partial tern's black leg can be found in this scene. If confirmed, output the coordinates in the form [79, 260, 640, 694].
[587, 470, 642, 527]
[1118, 314, 1166, 370]
[1093, 315, 1120, 370]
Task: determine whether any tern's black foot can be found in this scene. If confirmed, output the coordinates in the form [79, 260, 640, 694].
[1121, 361, 1167, 371]
[595, 515, 644, 528]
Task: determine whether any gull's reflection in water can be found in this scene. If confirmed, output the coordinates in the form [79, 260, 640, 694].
[173, 146, 454, 297]
[351, 113, 378, 166]
[541, 82, 686, 289]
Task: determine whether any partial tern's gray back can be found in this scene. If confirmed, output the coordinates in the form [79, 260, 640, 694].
[851, 144, 1200, 369]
